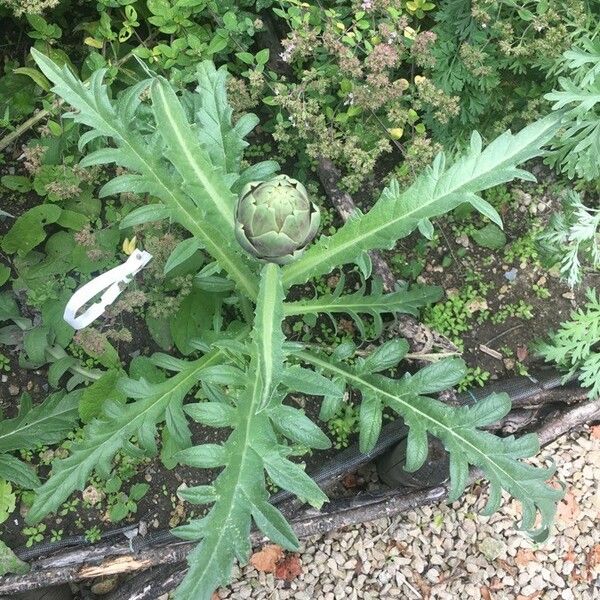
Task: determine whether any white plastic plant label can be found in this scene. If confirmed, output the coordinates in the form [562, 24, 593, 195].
[63, 249, 153, 330]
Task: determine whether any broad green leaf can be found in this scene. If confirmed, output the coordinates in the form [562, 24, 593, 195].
[48, 356, 78, 387]
[178, 484, 218, 505]
[263, 452, 328, 509]
[282, 115, 561, 288]
[164, 237, 203, 274]
[249, 499, 298, 550]
[1, 174, 32, 192]
[0, 265, 9, 287]
[1, 204, 62, 255]
[120, 204, 173, 228]
[170, 289, 224, 356]
[22, 325, 49, 365]
[0, 479, 16, 524]
[269, 405, 331, 450]
[407, 357, 466, 394]
[281, 365, 340, 397]
[404, 424, 429, 473]
[0, 539, 29, 576]
[358, 393, 382, 454]
[0, 391, 79, 452]
[472, 224, 507, 249]
[319, 376, 346, 421]
[176, 444, 228, 468]
[357, 339, 409, 374]
[184, 402, 237, 428]
[0, 454, 41, 489]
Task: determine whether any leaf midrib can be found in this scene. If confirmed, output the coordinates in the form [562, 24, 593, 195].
[299, 351, 535, 498]
[153, 81, 234, 228]
[282, 123, 555, 287]
[0, 400, 76, 451]
[45, 60, 258, 301]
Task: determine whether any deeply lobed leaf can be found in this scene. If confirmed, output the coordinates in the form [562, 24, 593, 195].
[298, 350, 564, 536]
[282, 115, 561, 288]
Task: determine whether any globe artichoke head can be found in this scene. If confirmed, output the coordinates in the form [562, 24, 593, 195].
[235, 175, 320, 265]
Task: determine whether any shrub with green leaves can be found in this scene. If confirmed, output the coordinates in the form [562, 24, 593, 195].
[23, 49, 565, 599]
[429, 0, 593, 146]
[545, 37, 600, 181]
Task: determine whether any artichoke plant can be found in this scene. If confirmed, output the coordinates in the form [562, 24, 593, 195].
[235, 175, 320, 264]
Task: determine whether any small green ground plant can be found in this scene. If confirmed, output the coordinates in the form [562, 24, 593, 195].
[0, 50, 567, 598]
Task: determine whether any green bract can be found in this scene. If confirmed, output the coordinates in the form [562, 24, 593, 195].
[235, 175, 320, 265]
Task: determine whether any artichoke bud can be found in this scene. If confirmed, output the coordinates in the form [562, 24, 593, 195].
[235, 175, 321, 265]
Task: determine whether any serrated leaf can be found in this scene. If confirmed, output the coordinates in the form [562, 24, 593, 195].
[178, 484, 218, 505]
[176, 444, 227, 468]
[299, 350, 563, 536]
[358, 393, 382, 454]
[282, 115, 561, 288]
[249, 499, 298, 551]
[30, 49, 259, 300]
[284, 281, 442, 337]
[80, 370, 125, 422]
[0, 391, 79, 452]
[472, 223, 507, 249]
[404, 424, 429, 473]
[193, 61, 258, 176]
[281, 365, 340, 397]
[184, 402, 237, 428]
[357, 339, 409, 374]
[120, 205, 173, 228]
[164, 237, 203, 274]
[150, 77, 239, 244]
[0, 454, 40, 489]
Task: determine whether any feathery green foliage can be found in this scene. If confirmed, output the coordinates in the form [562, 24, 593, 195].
[546, 38, 600, 181]
[538, 191, 600, 287]
[537, 288, 600, 400]
[22, 50, 564, 600]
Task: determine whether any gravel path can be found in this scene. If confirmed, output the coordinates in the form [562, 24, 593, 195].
[218, 426, 600, 600]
